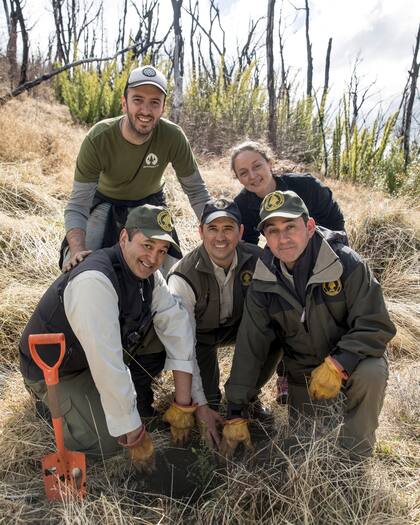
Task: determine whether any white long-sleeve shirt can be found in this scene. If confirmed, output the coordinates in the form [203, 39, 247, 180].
[168, 252, 238, 405]
[63, 269, 206, 437]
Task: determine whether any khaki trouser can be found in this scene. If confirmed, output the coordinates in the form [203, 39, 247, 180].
[288, 356, 388, 458]
[25, 369, 120, 458]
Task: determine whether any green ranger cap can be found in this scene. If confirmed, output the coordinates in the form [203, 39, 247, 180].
[125, 204, 181, 254]
[257, 190, 309, 231]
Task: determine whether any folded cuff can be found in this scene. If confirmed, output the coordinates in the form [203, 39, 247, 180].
[106, 409, 142, 437]
[163, 358, 194, 375]
[192, 390, 208, 406]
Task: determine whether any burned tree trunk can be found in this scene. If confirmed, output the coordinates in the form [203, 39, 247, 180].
[52, 0, 69, 63]
[5, 0, 18, 88]
[171, 0, 184, 124]
[188, 0, 199, 80]
[322, 37, 332, 103]
[14, 0, 29, 85]
[401, 23, 420, 169]
[4, 0, 29, 87]
[266, 0, 277, 148]
[318, 37, 333, 176]
[305, 0, 313, 96]
[116, 0, 128, 65]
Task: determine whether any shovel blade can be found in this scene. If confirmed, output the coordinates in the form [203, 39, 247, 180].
[42, 450, 86, 501]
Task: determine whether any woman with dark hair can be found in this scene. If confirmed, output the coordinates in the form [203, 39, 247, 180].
[231, 141, 346, 404]
[231, 141, 345, 245]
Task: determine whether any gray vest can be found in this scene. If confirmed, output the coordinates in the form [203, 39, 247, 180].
[169, 241, 262, 340]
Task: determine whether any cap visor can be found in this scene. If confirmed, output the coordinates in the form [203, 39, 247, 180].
[257, 211, 303, 231]
[203, 211, 240, 225]
[127, 80, 167, 95]
[141, 229, 181, 254]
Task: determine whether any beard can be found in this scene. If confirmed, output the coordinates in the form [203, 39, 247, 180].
[125, 111, 156, 140]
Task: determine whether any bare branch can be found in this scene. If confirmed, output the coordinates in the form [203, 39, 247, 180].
[0, 39, 154, 106]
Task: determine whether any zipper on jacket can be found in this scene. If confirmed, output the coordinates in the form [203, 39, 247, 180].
[300, 307, 309, 332]
[303, 286, 316, 334]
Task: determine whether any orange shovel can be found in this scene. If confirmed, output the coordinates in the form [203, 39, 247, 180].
[29, 333, 86, 501]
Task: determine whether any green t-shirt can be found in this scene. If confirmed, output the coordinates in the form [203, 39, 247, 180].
[75, 116, 198, 200]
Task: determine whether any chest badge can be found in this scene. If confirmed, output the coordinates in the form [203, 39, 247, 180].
[322, 279, 342, 296]
[241, 270, 253, 286]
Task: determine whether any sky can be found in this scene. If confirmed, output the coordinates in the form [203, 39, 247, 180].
[1, 0, 419, 115]
[220, 0, 419, 113]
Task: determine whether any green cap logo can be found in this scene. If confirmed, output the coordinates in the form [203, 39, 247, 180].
[257, 190, 309, 231]
[262, 191, 285, 211]
[157, 210, 173, 232]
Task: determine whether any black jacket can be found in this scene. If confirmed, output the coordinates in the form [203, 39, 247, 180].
[20, 245, 154, 381]
[234, 173, 345, 244]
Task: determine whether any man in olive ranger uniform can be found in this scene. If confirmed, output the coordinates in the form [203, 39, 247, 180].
[167, 199, 275, 447]
[20, 205, 205, 472]
[222, 190, 396, 459]
[62, 65, 210, 272]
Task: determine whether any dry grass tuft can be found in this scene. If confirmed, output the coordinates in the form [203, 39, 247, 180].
[0, 279, 47, 366]
[1, 365, 417, 525]
[379, 363, 420, 448]
[347, 208, 419, 359]
[0, 173, 57, 215]
[349, 211, 419, 285]
[0, 96, 84, 192]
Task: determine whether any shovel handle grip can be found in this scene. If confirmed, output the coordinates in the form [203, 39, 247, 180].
[28, 333, 66, 386]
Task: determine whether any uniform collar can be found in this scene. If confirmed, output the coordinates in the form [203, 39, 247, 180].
[254, 229, 343, 285]
[197, 243, 251, 275]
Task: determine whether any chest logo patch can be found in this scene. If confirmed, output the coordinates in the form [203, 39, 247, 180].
[157, 210, 174, 232]
[263, 191, 285, 211]
[145, 153, 158, 166]
[322, 279, 342, 296]
[241, 270, 253, 286]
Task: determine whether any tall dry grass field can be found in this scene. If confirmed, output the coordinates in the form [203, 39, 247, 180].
[0, 95, 419, 524]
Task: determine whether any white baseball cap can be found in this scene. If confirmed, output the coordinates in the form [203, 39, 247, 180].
[126, 65, 167, 95]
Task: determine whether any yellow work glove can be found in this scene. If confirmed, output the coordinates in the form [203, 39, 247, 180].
[309, 356, 345, 400]
[162, 402, 197, 446]
[118, 427, 155, 474]
[220, 418, 253, 458]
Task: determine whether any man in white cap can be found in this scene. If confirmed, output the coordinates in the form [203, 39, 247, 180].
[62, 65, 210, 273]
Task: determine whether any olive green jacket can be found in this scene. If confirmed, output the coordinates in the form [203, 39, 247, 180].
[225, 229, 396, 405]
